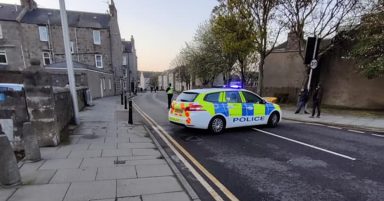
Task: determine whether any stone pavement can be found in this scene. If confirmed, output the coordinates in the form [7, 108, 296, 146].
[281, 104, 384, 132]
[0, 96, 193, 201]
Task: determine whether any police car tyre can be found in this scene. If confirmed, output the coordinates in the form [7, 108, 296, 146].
[268, 112, 279, 127]
[209, 116, 226, 134]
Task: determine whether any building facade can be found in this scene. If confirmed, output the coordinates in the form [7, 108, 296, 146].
[0, 0, 127, 98]
[122, 36, 138, 94]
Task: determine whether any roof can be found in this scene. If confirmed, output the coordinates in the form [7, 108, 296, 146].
[122, 41, 133, 53]
[0, 4, 23, 21]
[21, 8, 110, 29]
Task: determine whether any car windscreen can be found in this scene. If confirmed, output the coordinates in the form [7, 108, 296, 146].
[176, 92, 198, 102]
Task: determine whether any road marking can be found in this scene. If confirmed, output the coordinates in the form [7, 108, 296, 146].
[304, 122, 324, 126]
[252, 128, 357, 161]
[348, 129, 365, 134]
[372, 134, 384, 138]
[134, 103, 240, 201]
[327, 125, 343, 130]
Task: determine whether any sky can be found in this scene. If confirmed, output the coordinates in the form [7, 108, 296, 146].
[1, 0, 218, 72]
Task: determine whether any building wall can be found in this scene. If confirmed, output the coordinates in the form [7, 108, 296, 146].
[263, 51, 307, 102]
[0, 21, 26, 71]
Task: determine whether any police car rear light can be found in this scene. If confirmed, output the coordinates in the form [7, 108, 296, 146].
[186, 104, 205, 111]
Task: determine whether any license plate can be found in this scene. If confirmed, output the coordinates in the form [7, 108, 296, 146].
[169, 116, 181, 122]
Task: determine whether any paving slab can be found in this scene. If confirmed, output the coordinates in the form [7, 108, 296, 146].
[77, 136, 106, 144]
[96, 166, 136, 180]
[64, 180, 116, 201]
[7, 183, 69, 201]
[40, 148, 71, 160]
[116, 197, 141, 201]
[56, 144, 90, 151]
[116, 176, 183, 197]
[102, 149, 133, 157]
[50, 168, 97, 183]
[117, 155, 160, 161]
[89, 143, 117, 150]
[39, 158, 83, 170]
[19, 160, 45, 173]
[118, 142, 156, 149]
[21, 169, 56, 185]
[129, 137, 152, 143]
[142, 192, 191, 201]
[136, 164, 173, 178]
[117, 158, 167, 166]
[67, 150, 102, 158]
[105, 137, 131, 144]
[0, 188, 16, 201]
[81, 157, 117, 168]
[132, 148, 161, 156]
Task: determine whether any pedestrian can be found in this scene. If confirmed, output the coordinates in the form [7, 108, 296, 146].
[150, 87, 153, 93]
[310, 84, 323, 118]
[166, 83, 173, 109]
[295, 88, 309, 114]
[155, 86, 158, 93]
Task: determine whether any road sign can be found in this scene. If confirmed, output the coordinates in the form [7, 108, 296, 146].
[310, 59, 318, 69]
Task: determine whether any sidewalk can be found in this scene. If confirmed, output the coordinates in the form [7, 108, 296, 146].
[0, 96, 194, 201]
[281, 104, 384, 133]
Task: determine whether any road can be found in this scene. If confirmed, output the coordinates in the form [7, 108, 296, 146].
[133, 91, 384, 201]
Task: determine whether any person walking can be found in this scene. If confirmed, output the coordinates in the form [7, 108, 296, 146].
[295, 88, 309, 114]
[166, 83, 174, 109]
[310, 84, 323, 118]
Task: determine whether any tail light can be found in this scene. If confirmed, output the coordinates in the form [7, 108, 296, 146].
[185, 104, 205, 111]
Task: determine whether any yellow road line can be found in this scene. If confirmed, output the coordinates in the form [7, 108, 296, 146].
[134, 103, 240, 201]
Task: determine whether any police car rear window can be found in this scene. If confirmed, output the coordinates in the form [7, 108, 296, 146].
[176, 92, 198, 102]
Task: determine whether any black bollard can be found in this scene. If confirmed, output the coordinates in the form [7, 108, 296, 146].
[124, 95, 127, 110]
[23, 122, 41, 162]
[0, 124, 21, 186]
[128, 100, 133, 124]
[120, 93, 123, 105]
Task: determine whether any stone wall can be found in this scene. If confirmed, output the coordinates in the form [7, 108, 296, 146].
[0, 21, 26, 71]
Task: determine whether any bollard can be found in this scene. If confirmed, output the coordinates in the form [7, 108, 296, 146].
[128, 100, 133, 124]
[23, 122, 41, 162]
[120, 93, 123, 105]
[0, 124, 22, 186]
[124, 95, 127, 110]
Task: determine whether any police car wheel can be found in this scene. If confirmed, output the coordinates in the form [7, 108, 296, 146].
[268, 112, 279, 128]
[209, 116, 225, 134]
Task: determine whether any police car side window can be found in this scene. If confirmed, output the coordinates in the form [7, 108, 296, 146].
[204, 92, 220, 103]
[243, 92, 262, 103]
[226, 91, 242, 103]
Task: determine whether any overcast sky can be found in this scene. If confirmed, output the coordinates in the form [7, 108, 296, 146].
[1, 0, 218, 72]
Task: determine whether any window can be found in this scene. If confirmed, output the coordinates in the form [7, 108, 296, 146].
[0, 50, 8, 65]
[225, 91, 242, 103]
[95, 54, 103, 68]
[38, 26, 48, 41]
[70, 41, 75, 53]
[122, 55, 127, 65]
[0, 24, 3, 39]
[108, 79, 111, 89]
[176, 92, 198, 102]
[93, 30, 101, 45]
[242, 91, 263, 103]
[42, 52, 51, 65]
[102, 78, 106, 90]
[204, 92, 220, 103]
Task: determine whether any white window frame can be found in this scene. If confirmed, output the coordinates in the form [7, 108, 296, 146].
[0, 24, 3, 39]
[102, 78, 106, 90]
[42, 51, 52, 65]
[108, 79, 111, 90]
[0, 50, 8, 65]
[122, 55, 127, 65]
[38, 26, 49, 42]
[95, 54, 103, 68]
[93, 30, 101, 45]
[70, 41, 75, 54]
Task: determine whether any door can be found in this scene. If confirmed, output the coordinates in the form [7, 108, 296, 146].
[225, 91, 243, 127]
[241, 91, 266, 125]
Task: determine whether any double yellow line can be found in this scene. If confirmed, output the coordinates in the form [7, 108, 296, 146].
[133, 103, 239, 201]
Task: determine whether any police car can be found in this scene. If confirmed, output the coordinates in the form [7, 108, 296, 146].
[168, 88, 282, 134]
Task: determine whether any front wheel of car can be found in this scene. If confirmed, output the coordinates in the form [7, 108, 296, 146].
[267, 112, 280, 128]
[209, 116, 226, 134]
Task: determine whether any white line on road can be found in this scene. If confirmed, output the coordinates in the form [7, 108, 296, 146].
[348, 129, 365, 134]
[327, 125, 343, 130]
[252, 128, 357, 161]
[372, 134, 384, 138]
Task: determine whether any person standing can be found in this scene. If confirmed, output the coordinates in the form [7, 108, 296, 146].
[295, 88, 309, 114]
[310, 84, 323, 118]
[166, 83, 173, 109]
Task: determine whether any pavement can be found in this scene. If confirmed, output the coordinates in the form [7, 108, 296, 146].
[0, 96, 196, 201]
[280, 104, 384, 133]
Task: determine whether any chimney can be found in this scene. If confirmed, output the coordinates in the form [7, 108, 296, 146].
[286, 31, 300, 51]
[20, 0, 37, 11]
[109, 0, 117, 17]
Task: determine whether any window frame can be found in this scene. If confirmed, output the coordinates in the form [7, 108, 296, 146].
[122, 55, 127, 65]
[0, 50, 8, 65]
[95, 54, 103, 68]
[70, 41, 75, 54]
[38, 26, 49, 42]
[102, 78, 106, 90]
[242, 91, 264, 104]
[93, 30, 101, 45]
[0, 24, 3, 39]
[225, 91, 242, 103]
[42, 51, 52, 66]
[108, 79, 111, 90]
[204, 92, 221, 103]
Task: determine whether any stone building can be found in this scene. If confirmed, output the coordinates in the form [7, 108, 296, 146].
[0, 0, 126, 98]
[263, 32, 384, 109]
[122, 36, 138, 94]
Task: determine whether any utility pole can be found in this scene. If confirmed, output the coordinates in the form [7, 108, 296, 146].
[59, 0, 79, 124]
[307, 36, 319, 91]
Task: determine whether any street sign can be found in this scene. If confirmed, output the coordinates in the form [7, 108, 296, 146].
[310, 59, 318, 69]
